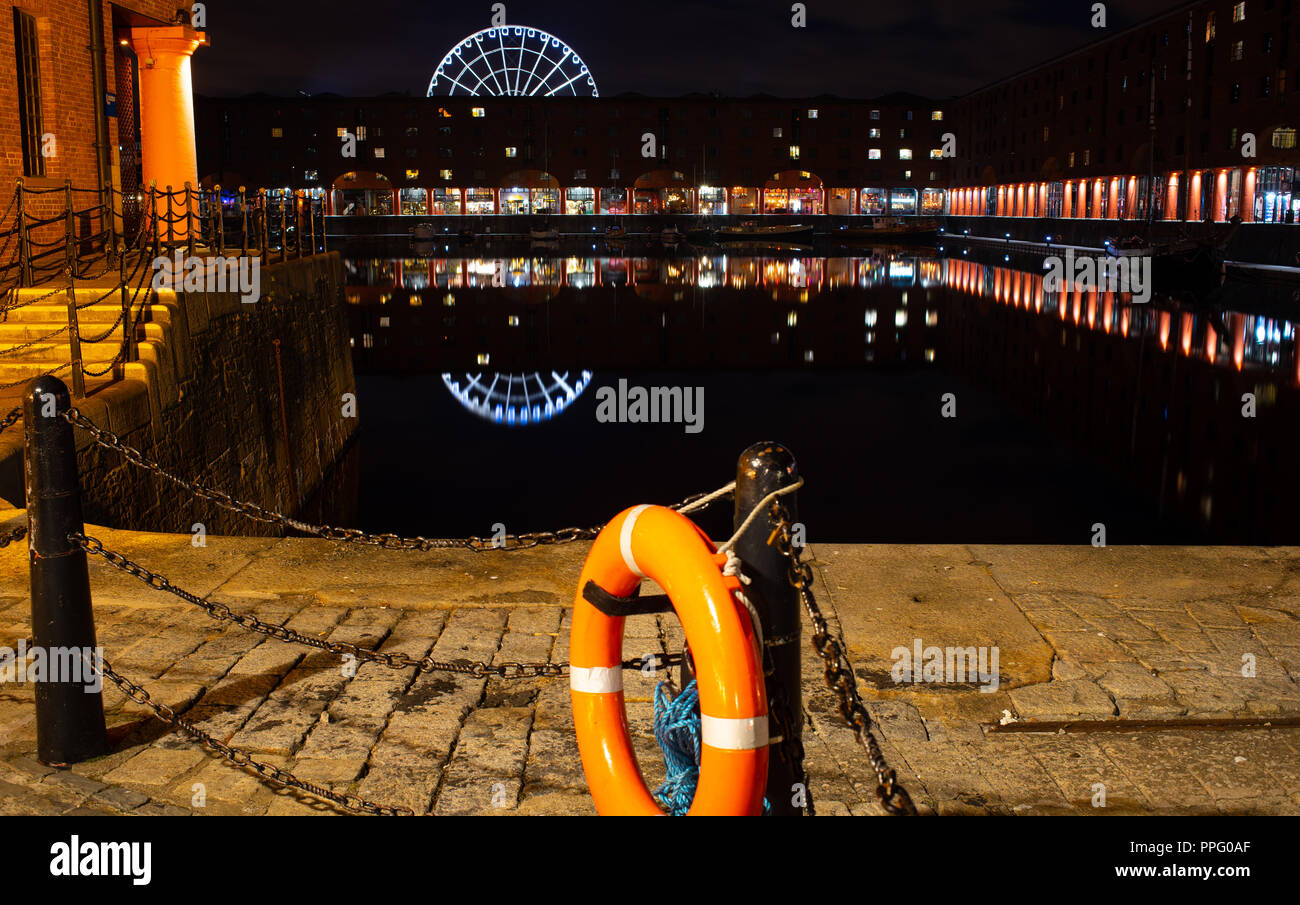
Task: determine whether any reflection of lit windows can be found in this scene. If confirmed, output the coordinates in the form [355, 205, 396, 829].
[869, 148, 882, 159]
[925, 349, 936, 362]
[472, 107, 485, 117]
[787, 311, 798, 327]
[1272, 128, 1296, 149]
[899, 148, 913, 160]
[379, 317, 390, 328]
[770, 332, 781, 344]
[864, 309, 877, 327]
[1231, 41, 1244, 61]
[803, 350, 814, 362]
[895, 310, 908, 327]
[443, 294, 455, 307]
[439, 169, 453, 180]
[506, 147, 517, 157]
[773, 127, 784, 138]
[931, 110, 943, 121]
[789, 145, 800, 159]
[507, 315, 520, 326]
[304, 169, 318, 181]
[406, 168, 419, 180]
[1232, 2, 1245, 23]
[865, 330, 875, 344]
[477, 353, 490, 365]
[925, 310, 939, 326]
[409, 295, 422, 306]
[271, 127, 283, 138]
[362, 333, 374, 348]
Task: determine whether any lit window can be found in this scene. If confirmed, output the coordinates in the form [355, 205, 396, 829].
[336, 127, 348, 138]
[864, 309, 877, 327]
[438, 107, 452, 118]
[1206, 12, 1216, 41]
[895, 310, 908, 328]
[773, 127, 784, 138]
[1232, 40, 1244, 61]
[903, 169, 912, 179]
[362, 333, 374, 348]
[787, 312, 798, 327]
[925, 310, 939, 326]
[929, 149, 943, 159]
[1083, 149, 1091, 165]
[374, 147, 385, 159]
[870, 110, 880, 120]
[1273, 128, 1297, 149]
[803, 350, 814, 362]
[271, 127, 283, 138]
[355, 126, 367, 141]
[1232, 2, 1245, 23]
[870, 128, 881, 138]
[899, 148, 913, 160]
[931, 110, 943, 121]
[304, 169, 318, 181]
[869, 148, 882, 159]
[409, 295, 422, 306]
[379, 317, 390, 328]
[439, 168, 453, 180]
[505, 147, 517, 157]
[471, 107, 485, 117]
[406, 168, 419, 180]
[1068, 151, 1076, 167]
[789, 145, 800, 159]
[476, 353, 490, 365]
[610, 168, 620, 180]
[574, 168, 587, 179]
[808, 108, 818, 118]
[507, 316, 520, 327]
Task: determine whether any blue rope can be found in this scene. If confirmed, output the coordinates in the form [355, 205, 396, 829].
[652, 679, 771, 816]
[652, 680, 701, 816]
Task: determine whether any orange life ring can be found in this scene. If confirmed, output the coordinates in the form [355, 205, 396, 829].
[569, 504, 768, 815]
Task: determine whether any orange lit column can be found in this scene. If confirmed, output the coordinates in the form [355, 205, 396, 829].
[1242, 169, 1256, 222]
[129, 25, 208, 242]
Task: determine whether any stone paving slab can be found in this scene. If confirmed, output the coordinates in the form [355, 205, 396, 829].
[1, 524, 1299, 816]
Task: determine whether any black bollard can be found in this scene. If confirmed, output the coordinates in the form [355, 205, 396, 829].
[24, 376, 108, 765]
[734, 442, 802, 815]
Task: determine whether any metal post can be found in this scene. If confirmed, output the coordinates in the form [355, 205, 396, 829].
[64, 273, 86, 400]
[308, 193, 317, 256]
[63, 180, 75, 274]
[165, 185, 175, 248]
[239, 187, 249, 257]
[184, 182, 195, 257]
[259, 190, 269, 259]
[213, 185, 225, 256]
[16, 178, 31, 287]
[278, 195, 288, 264]
[116, 240, 130, 381]
[733, 441, 802, 816]
[24, 375, 108, 765]
[295, 192, 304, 259]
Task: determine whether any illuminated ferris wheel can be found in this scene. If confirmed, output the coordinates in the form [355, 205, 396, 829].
[427, 26, 599, 97]
[442, 371, 594, 426]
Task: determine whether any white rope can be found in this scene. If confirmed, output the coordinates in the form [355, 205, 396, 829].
[673, 480, 736, 516]
[715, 477, 805, 556]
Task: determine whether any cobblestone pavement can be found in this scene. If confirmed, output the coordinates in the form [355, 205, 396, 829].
[1, 518, 1298, 816]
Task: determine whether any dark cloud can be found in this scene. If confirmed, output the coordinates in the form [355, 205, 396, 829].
[193, 0, 1185, 98]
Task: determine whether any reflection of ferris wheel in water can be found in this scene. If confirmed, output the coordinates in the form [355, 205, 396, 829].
[427, 26, 599, 97]
[442, 371, 594, 426]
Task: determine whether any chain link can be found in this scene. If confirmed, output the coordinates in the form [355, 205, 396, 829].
[62, 407, 729, 552]
[96, 655, 413, 816]
[69, 531, 681, 678]
[0, 524, 26, 547]
[0, 406, 20, 435]
[766, 501, 917, 816]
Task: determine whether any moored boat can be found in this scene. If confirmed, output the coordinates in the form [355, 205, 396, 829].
[836, 217, 937, 242]
[716, 221, 814, 241]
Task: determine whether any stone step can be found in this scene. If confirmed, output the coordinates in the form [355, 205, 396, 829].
[0, 304, 147, 325]
[0, 324, 126, 341]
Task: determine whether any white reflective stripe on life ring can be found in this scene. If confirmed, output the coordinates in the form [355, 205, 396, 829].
[569, 665, 623, 694]
[619, 504, 651, 578]
[700, 713, 769, 751]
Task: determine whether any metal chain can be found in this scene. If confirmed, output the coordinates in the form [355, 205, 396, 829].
[766, 501, 917, 816]
[0, 524, 26, 547]
[0, 406, 20, 434]
[96, 655, 414, 816]
[61, 406, 730, 552]
[69, 531, 681, 678]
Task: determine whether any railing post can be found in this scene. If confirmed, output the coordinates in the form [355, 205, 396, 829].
[239, 186, 249, 257]
[16, 177, 31, 287]
[295, 191, 304, 259]
[63, 179, 76, 275]
[259, 189, 269, 259]
[24, 375, 108, 765]
[116, 240, 131, 381]
[278, 194, 288, 264]
[308, 193, 317, 256]
[213, 185, 225, 256]
[734, 441, 803, 816]
[64, 269, 86, 400]
[184, 182, 195, 256]
[165, 184, 175, 248]
[102, 182, 117, 263]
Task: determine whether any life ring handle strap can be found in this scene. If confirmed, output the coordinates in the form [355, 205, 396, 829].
[581, 579, 675, 618]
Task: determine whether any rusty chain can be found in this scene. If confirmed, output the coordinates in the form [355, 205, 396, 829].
[0, 524, 26, 547]
[767, 500, 917, 816]
[69, 531, 682, 679]
[61, 407, 728, 552]
[96, 655, 414, 816]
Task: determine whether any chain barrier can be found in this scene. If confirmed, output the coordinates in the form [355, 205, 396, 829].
[0, 406, 21, 434]
[766, 500, 917, 816]
[96, 655, 414, 816]
[0, 525, 26, 547]
[61, 406, 729, 552]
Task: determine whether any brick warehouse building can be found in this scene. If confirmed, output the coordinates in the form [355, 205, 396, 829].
[195, 92, 953, 219]
[1, 1, 208, 251]
[948, 0, 1299, 224]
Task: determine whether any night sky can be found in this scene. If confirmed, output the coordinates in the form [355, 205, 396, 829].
[192, 0, 1183, 100]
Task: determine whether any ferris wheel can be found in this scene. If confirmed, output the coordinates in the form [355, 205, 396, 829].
[427, 26, 599, 97]
[442, 370, 594, 426]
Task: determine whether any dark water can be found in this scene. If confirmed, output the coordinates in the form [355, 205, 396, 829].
[337, 243, 1300, 544]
